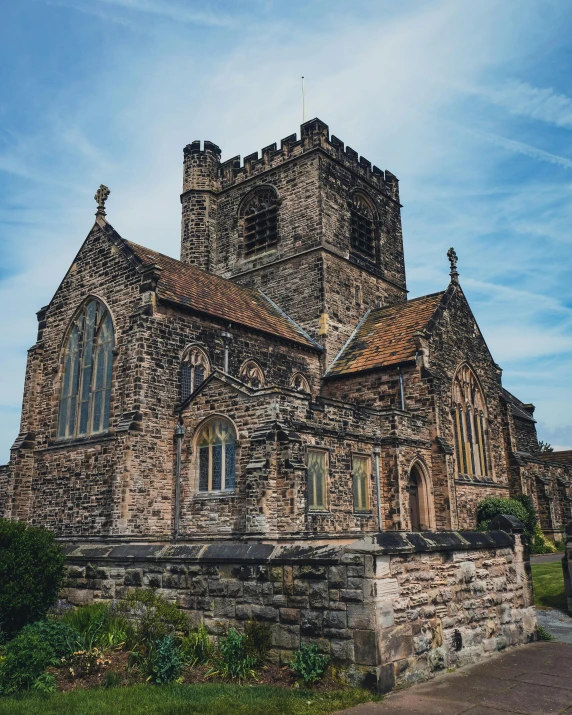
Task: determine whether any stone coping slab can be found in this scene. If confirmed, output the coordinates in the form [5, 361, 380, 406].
[63, 530, 515, 564]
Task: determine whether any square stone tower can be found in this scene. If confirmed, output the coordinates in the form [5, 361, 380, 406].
[180, 118, 407, 361]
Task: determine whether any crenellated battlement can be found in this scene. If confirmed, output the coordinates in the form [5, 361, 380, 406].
[183, 119, 399, 200]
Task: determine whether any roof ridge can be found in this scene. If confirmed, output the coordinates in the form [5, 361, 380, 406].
[325, 308, 372, 375]
[257, 291, 323, 351]
[368, 290, 446, 316]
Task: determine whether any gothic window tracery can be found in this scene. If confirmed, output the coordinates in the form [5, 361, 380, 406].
[352, 455, 370, 512]
[307, 449, 328, 511]
[58, 298, 114, 439]
[290, 373, 310, 393]
[196, 418, 236, 492]
[350, 192, 376, 261]
[239, 360, 265, 388]
[240, 187, 279, 257]
[452, 365, 489, 478]
[181, 346, 209, 402]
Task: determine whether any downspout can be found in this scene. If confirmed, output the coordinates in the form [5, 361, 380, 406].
[398, 367, 405, 411]
[173, 420, 186, 542]
[373, 445, 383, 532]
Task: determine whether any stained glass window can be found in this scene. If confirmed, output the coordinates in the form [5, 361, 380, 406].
[196, 419, 236, 492]
[452, 365, 489, 477]
[307, 449, 327, 510]
[58, 299, 114, 439]
[352, 455, 370, 511]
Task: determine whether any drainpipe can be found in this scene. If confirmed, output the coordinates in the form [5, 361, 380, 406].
[174, 420, 186, 542]
[398, 367, 405, 411]
[373, 445, 383, 532]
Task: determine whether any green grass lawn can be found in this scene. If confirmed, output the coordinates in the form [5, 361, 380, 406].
[0, 683, 377, 715]
[531, 561, 567, 612]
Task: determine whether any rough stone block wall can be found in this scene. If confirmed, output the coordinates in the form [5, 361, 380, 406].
[62, 530, 535, 692]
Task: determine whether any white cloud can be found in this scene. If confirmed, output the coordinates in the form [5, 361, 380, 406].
[471, 129, 572, 169]
[481, 80, 572, 129]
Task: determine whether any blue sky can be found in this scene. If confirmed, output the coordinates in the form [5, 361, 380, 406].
[1, 0, 571, 460]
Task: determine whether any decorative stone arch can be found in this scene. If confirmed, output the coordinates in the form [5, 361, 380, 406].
[290, 372, 310, 393]
[407, 458, 436, 531]
[180, 344, 210, 402]
[451, 363, 491, 480]
[239, 359, 265, 388]
[237, 184, 280, 258]
[57, 293, 117, 355]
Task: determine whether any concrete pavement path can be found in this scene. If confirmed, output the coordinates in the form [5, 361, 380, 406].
[530, 552, 564, 564]
[335, 642, 572, 715]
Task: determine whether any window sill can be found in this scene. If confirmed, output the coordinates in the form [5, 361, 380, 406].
[307, 509, 330, 515]
[354, 510, 373, 516]
[193, 490, 236, 500]
[43, 433, 115, 451]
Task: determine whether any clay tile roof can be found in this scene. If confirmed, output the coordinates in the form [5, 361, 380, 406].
[326, 291, 446, 377]
[537, 450, 572, 466]
[125, 240, 319, 350]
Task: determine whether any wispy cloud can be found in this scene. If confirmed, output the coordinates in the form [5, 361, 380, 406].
[471, 129, 572, 169]
[481, 80, 572, 129]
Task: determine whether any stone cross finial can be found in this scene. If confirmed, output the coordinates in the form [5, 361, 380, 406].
[447, 247, 459, 284]
[94, 185, 110, 217]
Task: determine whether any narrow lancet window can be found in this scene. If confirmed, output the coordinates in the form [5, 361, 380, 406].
[240, 187, 279, 257]
[350, 193, 376, 261]
[58, 299, 114, 439]
[181, 347, 210, 402]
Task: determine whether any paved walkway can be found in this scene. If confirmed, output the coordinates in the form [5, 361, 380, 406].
[336, 642, 572, 714]
[530, 552, 564, 564]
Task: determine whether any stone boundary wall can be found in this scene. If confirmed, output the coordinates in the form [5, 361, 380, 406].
[564, 521, 572, 614]
[62, 530, 536, 692]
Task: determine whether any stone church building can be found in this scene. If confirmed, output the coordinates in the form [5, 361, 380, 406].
[1, 117, 571, 542]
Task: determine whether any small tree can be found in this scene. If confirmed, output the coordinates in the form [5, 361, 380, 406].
[0, 520, 65, 642]
[537, 441, 554, 454]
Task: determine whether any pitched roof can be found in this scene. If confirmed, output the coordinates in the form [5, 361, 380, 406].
[537, 450, 572, 467]
[326, 291, 446, 376]
[502, 389, 536, 423]
[123, 240, 320, 350]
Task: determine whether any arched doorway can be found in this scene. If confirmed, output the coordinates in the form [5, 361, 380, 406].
[408, 463, 434, 531]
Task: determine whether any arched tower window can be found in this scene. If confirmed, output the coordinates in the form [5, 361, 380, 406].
[58, 298, 114, 439]
[240, 187, 279, 257]
[452, 365, 489, 478]
[181, 346, 210, 402]
[290, 373, 310, 393]
[196, 418, 236, 492]
[239, 360, 265, 388]
[350, 192, 376, 261]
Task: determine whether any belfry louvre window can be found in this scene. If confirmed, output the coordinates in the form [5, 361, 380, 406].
[197, 419, 236, 492]
[352, 455, 370, 511]
[307, 449, 327, 510]
[452, 365, 489, 478]
[350, 193, 376, 260]
[58, 299, 114, 439]
[181, 347, 209, 402]
[241, 188, 279, 257]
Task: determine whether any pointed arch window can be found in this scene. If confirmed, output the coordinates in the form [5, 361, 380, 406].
[239, 360, 265, 388]
[58, 299, 114, 439]
[181, 346, 210, 402]
[452, 365, 489, 478]
[350, 193, 376, 261]
[196, 418, 236, 492]
[240, 187, 279, 257]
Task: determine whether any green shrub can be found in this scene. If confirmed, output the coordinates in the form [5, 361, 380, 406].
[0, 631, 58, 694]
[0, 519, 65, 642]
[290, 644, 329, 685]
[180, 623, 214, 666]
[531, 524, 557, 554]
[536, 625, 555, 641]
[19, 619, 81, 659]
[102, 670, 123, 688]
[63, 602, 131, 651]
[476, 497, 531, 538]
[244, 620, 272, 665]
[207, 629, 257, 682]
[31, 671, 57, 693]
[117, 590, 188, 649]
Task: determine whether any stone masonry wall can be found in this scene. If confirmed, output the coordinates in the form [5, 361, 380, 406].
[62, 530, 535, 692]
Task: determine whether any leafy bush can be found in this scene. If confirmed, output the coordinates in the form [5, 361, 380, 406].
[206, 629, 257, 682]
[180, 623, 214, 666]
[476, 497, 531, 538]
[19, 619, 81, 659]
[63, 602, 130, 651]
[531, 524, 557, 554]
[102, 670, 123, 688]
[0, 631, 58, 694]
[116, 590, 188, 648]
[244, 620, 272, 665]
[0, 519, 65, 642]
[61, 648, 111, 680]
[31, 671, 57, 693]
[290, 644, 329, 685]
[536, 625, 555, 641]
